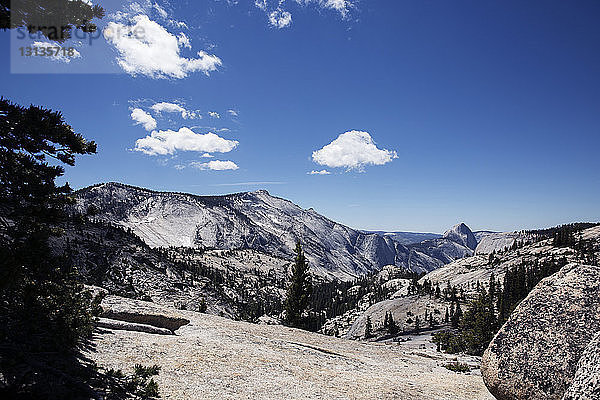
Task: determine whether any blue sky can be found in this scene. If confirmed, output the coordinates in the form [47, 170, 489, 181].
[1, 0, 599, 233]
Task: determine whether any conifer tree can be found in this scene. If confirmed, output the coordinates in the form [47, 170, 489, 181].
[0, 99, 101, 396]
[0, 0, 105, 41]
[388, 312, 398, 335]
[451, 302, 462, 328]
[364, 316, 373, 339]
[284, 241, 312, 328]
[383, 311, 390, 332]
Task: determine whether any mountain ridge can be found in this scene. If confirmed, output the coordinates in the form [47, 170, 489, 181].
[74, 182, 477, 280]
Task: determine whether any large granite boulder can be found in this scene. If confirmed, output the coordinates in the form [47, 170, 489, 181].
[481, 263, 600, 400]
[562, 331, 600, 400]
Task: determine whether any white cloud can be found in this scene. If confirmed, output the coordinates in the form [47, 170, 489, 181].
[269, 8, 292, 28]
[255, 0, 355, 23]
[131, 108, 157, 131]
[255, 0, 267, 11]
[104, 14, 222, 79]
[211, 181, 285, 186]
[135, 127, 238, 155]
[31, 41, 81, 63]
[312, 130, 397, 171]
[296, 0, 354, 16]
[150, 101, 196, 118]
[153, 3, 168, 19]
[227, 109, 239, 117]
[308, 169, 331, 175]
[208, 111, 221, 119]
[168, 19, 188, 29]
[191, 160, 239, 171]
[177, 32, 191, 49]
[201, 153, 214, 158]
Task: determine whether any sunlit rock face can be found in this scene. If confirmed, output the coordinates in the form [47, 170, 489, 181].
[75, 182, 476, 280]
[482, 263, 600, 400]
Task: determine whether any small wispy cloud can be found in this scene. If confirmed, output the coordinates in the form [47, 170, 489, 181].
[150, 101, 197, 119]
[191, 160, 239, 171]
[269, 8, 292, 28]
[131, 108, 157, 131]
[32, 41, 81, 63]
[210, 181, 286, 187]
[307, 169, 331, 175]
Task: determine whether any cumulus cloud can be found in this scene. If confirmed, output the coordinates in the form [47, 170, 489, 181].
[104, 14, 222, 79]
[131, 108, 157, 131]
[134, 127, 238, 155]
[312, 130, 397, 171]
[191, 160, 239, 171]
[269, 9, 292, 28]
[150, 101, 196, 118]
[308, 169, 331, 175]
[31, 41, 81, 63]
[208, 111, 221, 119]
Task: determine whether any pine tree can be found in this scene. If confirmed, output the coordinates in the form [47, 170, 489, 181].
[365, 316, 373, 339]
[383, 311, 389, 331]
[0, 99, 101, 396]
[388, 312, 398, 335]
[284, 241, 312, 328]
[0, 0, 105, 41]
[451, 302, 462, 328]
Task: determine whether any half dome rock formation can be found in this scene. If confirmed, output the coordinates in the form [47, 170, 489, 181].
[481, 263, 600, 400]
[443, 223, 478, 250]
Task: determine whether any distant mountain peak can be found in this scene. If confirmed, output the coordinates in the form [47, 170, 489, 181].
[443, 223, 478, 250]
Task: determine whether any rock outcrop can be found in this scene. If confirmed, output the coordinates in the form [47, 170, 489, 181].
[481, 263, 600, 400]
[87, 294, 494, 400]
[97, 318, 175, 335]
[562, 331, 600, 400]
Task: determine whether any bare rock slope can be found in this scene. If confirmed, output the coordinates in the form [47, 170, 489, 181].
[89, 295, 493, 400]
[75, 182, 477, 280]
[562, 331, 600, 400]
[481, 263, 600, 400]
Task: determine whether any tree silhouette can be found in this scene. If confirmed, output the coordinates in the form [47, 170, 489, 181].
[0, 98, 100, 397]
[0, 0, 104, 41]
